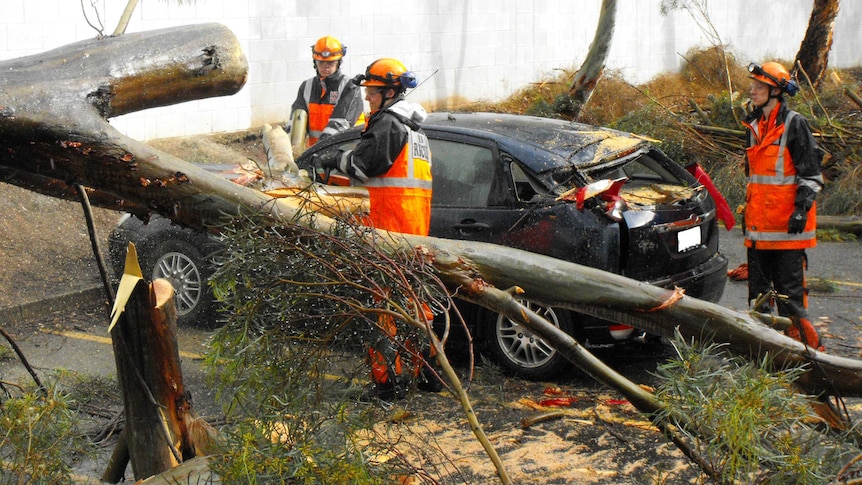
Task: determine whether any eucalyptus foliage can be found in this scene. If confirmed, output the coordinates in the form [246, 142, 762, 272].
[0, 383, 94, 484]
[653, 331, 858, 484]
[205, 211, 454, 483]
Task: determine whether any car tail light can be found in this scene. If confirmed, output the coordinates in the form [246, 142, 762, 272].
[608, 324, 635, 340]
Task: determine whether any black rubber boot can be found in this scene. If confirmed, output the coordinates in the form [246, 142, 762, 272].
[359, 382, 396, 403]
[417, 365, 443, 392]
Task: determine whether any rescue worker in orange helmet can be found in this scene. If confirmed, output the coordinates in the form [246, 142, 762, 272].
[743, 61, 825, 351]
[289, 36, 365, 148]
[318, 57, 438, 401]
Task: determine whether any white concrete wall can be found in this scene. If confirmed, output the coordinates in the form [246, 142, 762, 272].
[1, 0, 859, 141]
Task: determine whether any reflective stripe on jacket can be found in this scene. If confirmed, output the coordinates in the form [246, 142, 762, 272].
[743, 110, 817, 249]
[363, 127, 432, 235]
[299, 74, 366, 146]
[303, 75, 348, 145]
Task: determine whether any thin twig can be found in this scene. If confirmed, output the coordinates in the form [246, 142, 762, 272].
[0, 326, 46, 396]
[796, 61, 845, 144]
[74, 184, 115, 307]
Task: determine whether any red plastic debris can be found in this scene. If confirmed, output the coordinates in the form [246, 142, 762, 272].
[539, 397, 578, 407]
[727, 263, 749, 281]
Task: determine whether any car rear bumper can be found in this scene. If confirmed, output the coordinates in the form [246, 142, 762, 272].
[649, 251, 728, 303]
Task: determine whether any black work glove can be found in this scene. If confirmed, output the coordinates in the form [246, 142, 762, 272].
[787, 209, 807, 234]
[794, 185, 816, 212]
[320, 156, 339, 171]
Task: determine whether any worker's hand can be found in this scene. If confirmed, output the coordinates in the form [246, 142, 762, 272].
[787, 209, 807, 234]
[320, 155, 339, 171]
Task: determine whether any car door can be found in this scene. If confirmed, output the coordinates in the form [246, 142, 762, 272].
[428, 135, 560, 254]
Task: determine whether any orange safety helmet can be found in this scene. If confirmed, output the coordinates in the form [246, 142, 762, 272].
[748, 61, 799, 96]
[311, 36, 346, 61]
[355, 58, 417, 90]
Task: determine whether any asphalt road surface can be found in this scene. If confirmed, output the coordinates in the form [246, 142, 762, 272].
[718, 227, 862, 359]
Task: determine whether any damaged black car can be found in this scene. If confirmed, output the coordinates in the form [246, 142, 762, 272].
[110, 112, 728, 379]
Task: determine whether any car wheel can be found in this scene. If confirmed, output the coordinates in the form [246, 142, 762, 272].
[139, 238, 215, 328]
[481, 301, 574, 379]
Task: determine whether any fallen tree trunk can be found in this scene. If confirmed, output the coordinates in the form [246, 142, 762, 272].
[412, 234, 861, 397]
[0, 23, 249, 229]
[819, 215, 862, 235]
[1, 23, 860, 403]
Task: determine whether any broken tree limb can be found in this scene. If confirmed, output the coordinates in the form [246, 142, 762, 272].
[408, 234, 862, 398]
[843, 86, 862, 110]
[0, 327, 46, 396]
[0, 23, 248, 232]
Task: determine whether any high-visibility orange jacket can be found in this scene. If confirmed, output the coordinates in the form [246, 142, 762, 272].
[742, 103, 823, 250]
[329, 97, 433, 388]
[291, 71, 365, 146]
[333, 98, 432, 236]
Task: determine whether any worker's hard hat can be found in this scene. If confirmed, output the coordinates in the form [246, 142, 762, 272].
[311, 36, 346, 61]
[748, 61, 799, 96]
[355, 58, 417, 89]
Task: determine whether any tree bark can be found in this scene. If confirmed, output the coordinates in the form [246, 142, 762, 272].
[794, 0, 839, 89]
[0, 23, 248, 230]
[111, 278, 194, 480]
[566, 0, 616, 120]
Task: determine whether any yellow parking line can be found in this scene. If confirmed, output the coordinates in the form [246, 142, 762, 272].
[41, 329, 204, 361]
[810, 277, 862, 288]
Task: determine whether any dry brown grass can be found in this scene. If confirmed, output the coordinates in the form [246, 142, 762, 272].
[450, 46, 862, 216]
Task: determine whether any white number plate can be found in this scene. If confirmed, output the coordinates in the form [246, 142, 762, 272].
[677, 226, 701, 252]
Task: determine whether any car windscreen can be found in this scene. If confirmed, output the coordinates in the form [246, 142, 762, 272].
[545, 149, 690, 197]
[586, 151, 682, 186]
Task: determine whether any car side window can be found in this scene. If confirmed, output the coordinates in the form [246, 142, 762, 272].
[429, 139, 496, 208]
[509, 161, 541, 202]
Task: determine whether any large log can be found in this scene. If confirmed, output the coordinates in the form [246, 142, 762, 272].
[819, 215, 862, 235]
[411, 235, 862, 397]
[0, 23, 250, 230]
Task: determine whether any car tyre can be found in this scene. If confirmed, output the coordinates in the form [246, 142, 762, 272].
[138, 237, 216, 328]
[481, 301, 574, 379]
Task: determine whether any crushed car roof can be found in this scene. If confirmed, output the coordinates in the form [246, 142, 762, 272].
[423, 112, 651, 172]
